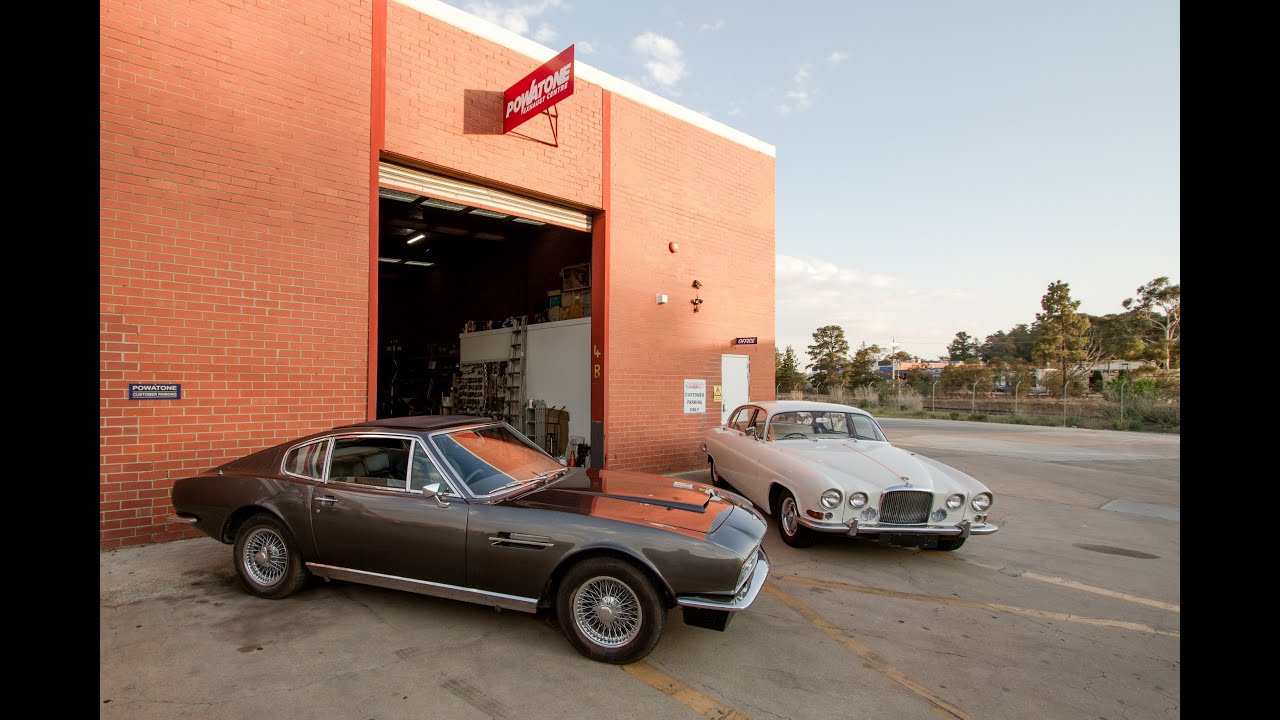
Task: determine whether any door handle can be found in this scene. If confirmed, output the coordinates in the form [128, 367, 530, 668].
[315, 495, 337, 507]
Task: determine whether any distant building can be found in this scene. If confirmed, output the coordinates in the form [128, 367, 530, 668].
[878, 360, 965, 378]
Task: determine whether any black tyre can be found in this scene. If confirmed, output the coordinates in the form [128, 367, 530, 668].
[775, 488, 817, 548]
[934, 535, 967, 551]
[555, 557, 665, 664]
[708, 457, 727, 488]
[232, 513, 309, 599]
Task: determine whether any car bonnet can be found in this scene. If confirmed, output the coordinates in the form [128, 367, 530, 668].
[511, 468, 738, 534]
[774, 439, 964, 491]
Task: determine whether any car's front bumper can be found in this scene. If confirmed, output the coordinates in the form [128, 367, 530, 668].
[796, 517, 999, 538]
[676, 547, 770, 612]
[676, 548, 770, 632]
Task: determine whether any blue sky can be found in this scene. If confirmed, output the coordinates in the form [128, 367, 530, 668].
[438, 0, 1180, 364]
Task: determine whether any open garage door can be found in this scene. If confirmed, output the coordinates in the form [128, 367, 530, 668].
[375, 164, 594, 463]
[379, 162, 592, 232]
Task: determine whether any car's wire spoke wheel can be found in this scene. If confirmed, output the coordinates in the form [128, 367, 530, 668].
[572, 576, 643, 648]
[242, 527, 289, 587]
[781, 496, 799, 536]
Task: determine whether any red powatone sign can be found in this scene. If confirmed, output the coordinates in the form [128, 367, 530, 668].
[503, 45, 575, 134]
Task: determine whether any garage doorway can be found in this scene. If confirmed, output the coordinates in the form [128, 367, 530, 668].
[720, 354, 750, 424]
[375, 163, 594, 459]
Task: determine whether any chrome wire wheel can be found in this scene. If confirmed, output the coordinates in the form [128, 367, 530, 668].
[572, 576, 643, 648]
[241, 527, 288, 587]
[780, 496, 799, 536]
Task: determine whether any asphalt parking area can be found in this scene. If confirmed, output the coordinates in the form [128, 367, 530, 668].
[101, 420, 1179, 720]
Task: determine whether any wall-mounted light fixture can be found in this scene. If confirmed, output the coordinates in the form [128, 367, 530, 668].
[406, 232, 426, 244]
[691, 280, 703, 312]
[656, 294, 669, 305]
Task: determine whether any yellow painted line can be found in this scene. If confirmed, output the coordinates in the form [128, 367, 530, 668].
[779, 575, 1179, 638]
[764, 584, 971, 720]
[934, 555, 1180, 613]
[622, 661, 752, 720]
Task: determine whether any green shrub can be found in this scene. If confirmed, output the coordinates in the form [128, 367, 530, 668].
[1009, 415, 1030, 425]
[948, 411, 960, 420]
[968, 413, 987, 422]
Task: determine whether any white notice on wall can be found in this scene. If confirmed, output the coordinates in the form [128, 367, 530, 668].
[684, 379, 706, 414]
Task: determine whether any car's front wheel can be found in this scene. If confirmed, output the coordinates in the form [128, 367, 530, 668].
[776, 488, 817, 548]
[556, 557, 665, 664]
[708, 457, 727, 488]
[232, 513, 309, 599]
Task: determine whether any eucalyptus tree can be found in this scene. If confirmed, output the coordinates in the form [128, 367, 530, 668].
[1122, 276, 1181, 370]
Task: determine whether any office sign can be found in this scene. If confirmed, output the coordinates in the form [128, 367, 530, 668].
[684, 379, 706, 414]
[129, 383, 181, 400]
[734, 337, 758, 345]
[503, 45, 575, 134]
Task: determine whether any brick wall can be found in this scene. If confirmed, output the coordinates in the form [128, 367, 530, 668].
[605, 95, 776, 472]
[99, 0, 776, 547]
[100, 0, 373, 548]
[385, 2, 603, 209]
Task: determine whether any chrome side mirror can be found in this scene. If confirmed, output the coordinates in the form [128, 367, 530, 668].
[745, 426, 757, 438]
[422, 482, 449, 508]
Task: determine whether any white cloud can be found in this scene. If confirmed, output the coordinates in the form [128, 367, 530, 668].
[700, 20, 725, 32]
[533, 23, 557, 43]
[576, 40, 598, 55]
[776, 254, 976, 364]
[631, 32, 686, 87]
[777, 255, 894, 308]
[465, 0, 565, 39]
[827, 50, 848, 65]
[776, 63, 814, 114]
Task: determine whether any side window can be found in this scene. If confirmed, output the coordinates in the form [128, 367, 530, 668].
[409, 446, 453, 494]
[283, 441, 327, 480]
[751, 409, 766, 439]
[328, 437, 412, 491]
[850, 415, 883, 441]
[729, 407, 755, 432]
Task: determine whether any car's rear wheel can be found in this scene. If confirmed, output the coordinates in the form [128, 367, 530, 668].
[556, 557, 665, 664]
[934, 536, 966, 551]
[233, 514, 309, 599]
[776, 488, 817, 548]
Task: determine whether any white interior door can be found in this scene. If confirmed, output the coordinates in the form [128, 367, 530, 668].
[720, 354, 750, 424]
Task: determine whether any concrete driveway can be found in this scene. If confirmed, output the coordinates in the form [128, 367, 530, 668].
[101, 419, 1179, 719]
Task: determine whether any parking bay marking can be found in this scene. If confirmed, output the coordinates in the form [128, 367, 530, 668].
[778, 575, 1179, 638]
[932, 555, 1180, 613]
[622, 660, 752, 720]
[764, 583, 972, 720]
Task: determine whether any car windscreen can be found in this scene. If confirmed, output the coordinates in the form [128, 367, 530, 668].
[430, 424, 563, 495]
[769, 411, 886, 442]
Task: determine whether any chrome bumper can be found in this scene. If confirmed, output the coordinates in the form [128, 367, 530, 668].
[797, 517, 999, 537]
[166, 514, 198, 525]
[676, 549, 770, 612]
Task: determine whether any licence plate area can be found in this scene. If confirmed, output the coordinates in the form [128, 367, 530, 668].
[877, 533, 940, 549]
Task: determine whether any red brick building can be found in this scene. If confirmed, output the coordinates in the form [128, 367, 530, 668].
[100, 0, 777, 548]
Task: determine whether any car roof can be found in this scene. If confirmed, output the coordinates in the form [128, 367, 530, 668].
[739, 400, 872, 416]
[333, 415, 497, 432]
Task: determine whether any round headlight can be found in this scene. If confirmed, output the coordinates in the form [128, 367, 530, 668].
[848, 492, 868, 508]
[972, 492, 992, 512]
[820, 489, 842, 509]
[946, 493, 964, 510]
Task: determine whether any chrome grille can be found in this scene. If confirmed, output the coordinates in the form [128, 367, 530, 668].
[879, 490, 933, 525]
